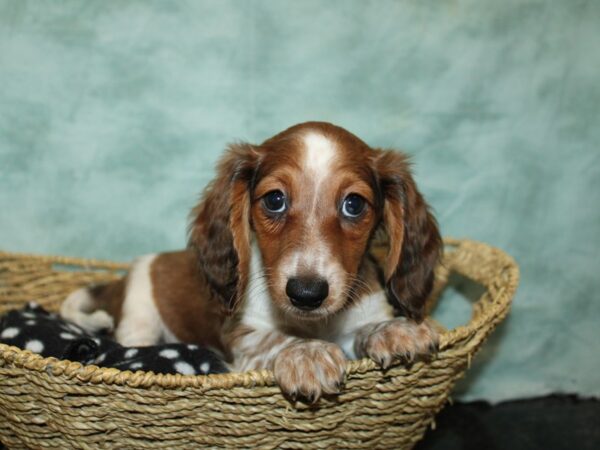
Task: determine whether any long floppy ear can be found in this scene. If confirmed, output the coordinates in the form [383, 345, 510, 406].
[372, 149, 442, 323]
[188, 143, 259, 313]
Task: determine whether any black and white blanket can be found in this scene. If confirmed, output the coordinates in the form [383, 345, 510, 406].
[0, 302, 228, 376]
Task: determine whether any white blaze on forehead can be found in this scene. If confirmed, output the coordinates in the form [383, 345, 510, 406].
[302, 132, 338, 220]
[302, 132, 337, 179]
[282, 131, 342, 290]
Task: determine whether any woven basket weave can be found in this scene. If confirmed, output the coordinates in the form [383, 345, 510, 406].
[0, 238, 518, 449]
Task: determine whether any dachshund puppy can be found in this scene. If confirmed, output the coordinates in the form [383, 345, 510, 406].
[62, 121, 442, 402]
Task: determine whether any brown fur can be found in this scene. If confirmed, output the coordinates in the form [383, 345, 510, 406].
[150, 251, 229, 357]
[188, 143, 258, 313]
[90, 279, 126, 325]
[372, 150, 442, 322]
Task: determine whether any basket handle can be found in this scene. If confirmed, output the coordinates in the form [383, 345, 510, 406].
[438, 238, 519, 350]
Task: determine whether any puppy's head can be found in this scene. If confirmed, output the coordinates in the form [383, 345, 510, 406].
[189, 122, 441, 322]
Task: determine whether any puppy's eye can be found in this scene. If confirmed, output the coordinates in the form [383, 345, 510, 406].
[341, 194, 366, 218]
[263, 190, 287, 213]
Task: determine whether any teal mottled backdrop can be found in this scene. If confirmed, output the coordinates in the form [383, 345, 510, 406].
[1, 0, 599, 402]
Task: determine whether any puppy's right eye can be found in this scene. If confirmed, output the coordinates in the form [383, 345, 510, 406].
[341, 193, 366, 219]
[263, 190, 287, 214]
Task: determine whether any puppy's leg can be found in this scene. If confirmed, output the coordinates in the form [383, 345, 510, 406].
[229, 328, 346, 402]
[115, 254, 167, 347]
[273, 340, 347, 403]
[353, 317, 439, 368]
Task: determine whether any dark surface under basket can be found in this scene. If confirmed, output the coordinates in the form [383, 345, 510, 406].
[418, 394, 600, 450]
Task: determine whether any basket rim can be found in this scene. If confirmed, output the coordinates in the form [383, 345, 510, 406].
[0, 237, 519, 390]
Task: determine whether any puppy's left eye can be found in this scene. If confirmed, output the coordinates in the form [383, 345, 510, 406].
[341, 194, 366, 218]
[263, 190, 287, 214]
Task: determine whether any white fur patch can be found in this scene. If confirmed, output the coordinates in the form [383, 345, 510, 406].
[240, 241, 277, 331]
[232, 241, 301, 371]
[115, 254, 178, 347]
[302, 132, 337, 221]
[333, 290, 394, 359]
[60, 287, 114, 333]
[302, 132, 336, 180]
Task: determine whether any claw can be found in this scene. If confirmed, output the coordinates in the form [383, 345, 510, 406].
[382, 355, 393, 369]
[303, 391, 318, 404]
[288, 390, 298, 402]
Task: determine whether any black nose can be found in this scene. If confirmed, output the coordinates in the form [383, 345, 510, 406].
[286, 277, 329, 310]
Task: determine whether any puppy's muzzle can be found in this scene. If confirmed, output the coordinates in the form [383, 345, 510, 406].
[286, 277, 329, 310]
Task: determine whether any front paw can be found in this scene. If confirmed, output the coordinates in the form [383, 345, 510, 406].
[355, 318, 439, 369]
[273, 340, 346, 403]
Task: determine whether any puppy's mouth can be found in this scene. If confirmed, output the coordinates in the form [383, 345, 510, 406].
[282, 299, 342, 322]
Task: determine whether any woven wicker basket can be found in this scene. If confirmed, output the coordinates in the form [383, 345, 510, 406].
[0, 238, 518, 449]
